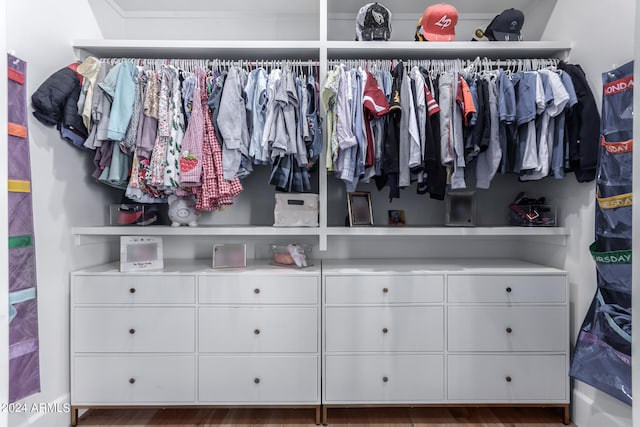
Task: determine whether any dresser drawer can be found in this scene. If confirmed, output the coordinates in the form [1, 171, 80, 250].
[199, 355, 318, 403]
[199, 275, 318, 305]
[447, 275, 566, 303]
[73, 275, 196, 304]
[74, 307, 195, 353]
[325, 354, 444, 402]
[325, 275, 444, 304]
[448, 306, 567, 352]
[447, 355, 567, 401]
[199, 307, 317, 353]
[72, 355, 195, 404]
[325, 306, 443, 352]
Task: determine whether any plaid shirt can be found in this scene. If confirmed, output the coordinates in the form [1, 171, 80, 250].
[196, 73, 242, 211]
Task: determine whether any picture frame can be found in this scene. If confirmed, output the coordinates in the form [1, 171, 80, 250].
[445, 191, 476, 226]
[388, 209, 406, 226]
[120, 236, 164, 272]
[347, 192, 374, 226]
[212, 243, 247, 269]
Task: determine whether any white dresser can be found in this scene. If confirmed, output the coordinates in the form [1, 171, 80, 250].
[322, 259, 569, 425]
[70, 260, 321, 425]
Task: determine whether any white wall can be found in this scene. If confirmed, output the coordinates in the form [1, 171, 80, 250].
[541, 1, 635, 426]
[6, 1, 117, 426]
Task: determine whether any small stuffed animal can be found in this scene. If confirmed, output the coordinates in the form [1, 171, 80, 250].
[167, 195, 200, 227]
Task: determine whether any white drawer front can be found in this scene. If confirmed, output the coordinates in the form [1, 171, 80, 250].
[73, 355, 195, 403]
[325, 354, 444, 402]
[199, 307, 317, 353]
[199, 355, 318, 403]
[199, 275, 318, 305]
[325, 275, 444, 304]
[74, 307, 195, 353]
[447, 275, 566, 303]
[73, 275, 196, 304]
[448, 306, 568, 351]
[447, 306, 567, 352]
[447, 355, 567, 401]
[325, 306, 443, 352]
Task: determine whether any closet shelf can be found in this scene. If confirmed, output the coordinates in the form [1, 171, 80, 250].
[71, 226, 320, 237]
[326, 41, 572, 60]
[72, 39, 322, 60]
[325, 226, 569, 237]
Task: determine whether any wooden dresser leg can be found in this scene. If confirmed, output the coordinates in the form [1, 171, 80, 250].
[315, 406, 321, 425]
[322, 405, 328, 425]
[71, 407, 78, 426]
[563, 405, 570, 425]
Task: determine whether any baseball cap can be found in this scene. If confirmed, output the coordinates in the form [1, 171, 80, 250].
[415, 3, 458, 42]
[484, 8, 524, 41]
[356, 3, 392, 41]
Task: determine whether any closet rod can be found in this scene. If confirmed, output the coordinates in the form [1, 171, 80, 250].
[99, 57, 320, 66]
[328, 57, 560, 69]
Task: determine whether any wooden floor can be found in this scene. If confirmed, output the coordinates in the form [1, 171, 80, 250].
[76, 407, 576, 426]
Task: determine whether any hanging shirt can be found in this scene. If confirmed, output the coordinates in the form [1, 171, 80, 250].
[77, 56, 101, 130]
[399, 64, 419, 187]
[218, 66, 250, 180]
[497, 71, 517, 174]
[363, 69, 390, 169]
[322, 68, 340, 172]
[476, 75, 502, 189]
[438, 72, 455, 166]
[521, 69, 570, 181]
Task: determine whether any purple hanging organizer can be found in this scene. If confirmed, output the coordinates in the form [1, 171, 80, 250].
[7, 54, 41, 402]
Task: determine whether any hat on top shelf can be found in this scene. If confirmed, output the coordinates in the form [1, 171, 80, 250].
[415, 3, 458, 42]
[483, 8, 525, 41]
[355, 2, 392, 41]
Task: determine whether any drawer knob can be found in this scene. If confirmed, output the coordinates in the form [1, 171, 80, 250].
[129, 378, 136, 384]
[382, 376, 389, 383]
[129, 328, 136, 335]
[254, 288, 260, 294]
[506, 327, 513, 334]
[383, 287, 389, 294]
[129, 288, 136, 294]
[505, 376, 512, 383]
[254, 329, 261, 335]
[506, 287, 512, 293]
[254, 378, 260, 384]
[382, 328, 389, 334]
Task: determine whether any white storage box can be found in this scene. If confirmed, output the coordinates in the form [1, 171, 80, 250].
[274, 193, 319, 227]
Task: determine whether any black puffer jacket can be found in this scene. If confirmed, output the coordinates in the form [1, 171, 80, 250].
[31, 66, 87, 138]
[559, 62, 600, 183]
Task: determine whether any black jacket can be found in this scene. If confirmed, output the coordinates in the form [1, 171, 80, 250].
[32, 66, 88, 139]
[559, 62, 600, 182]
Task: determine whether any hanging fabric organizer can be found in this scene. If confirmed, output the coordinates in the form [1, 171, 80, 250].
[570, 61, 633, 406]
[7, 54, 41, 403]
[31, 57, 324, 212]
[323, 56, 594, 202]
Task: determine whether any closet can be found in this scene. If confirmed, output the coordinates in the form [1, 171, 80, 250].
[3, 0, 637, 427]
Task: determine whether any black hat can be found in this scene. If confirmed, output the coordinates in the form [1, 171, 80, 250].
[484, 8, 524, 41]
[356, 3, 392, 41]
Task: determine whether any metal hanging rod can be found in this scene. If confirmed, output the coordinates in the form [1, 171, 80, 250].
[99, 57, 320, 69]
[328, 57, 560, 72]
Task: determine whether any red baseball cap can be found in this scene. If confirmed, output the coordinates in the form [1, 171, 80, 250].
[420, 3, 458, 41]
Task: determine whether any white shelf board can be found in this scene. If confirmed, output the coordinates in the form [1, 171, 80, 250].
[325, 226, 569, 237]
[326, 41, 572, 59]
[72, 39, 321, 59]
[72, 226, 321, 237]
